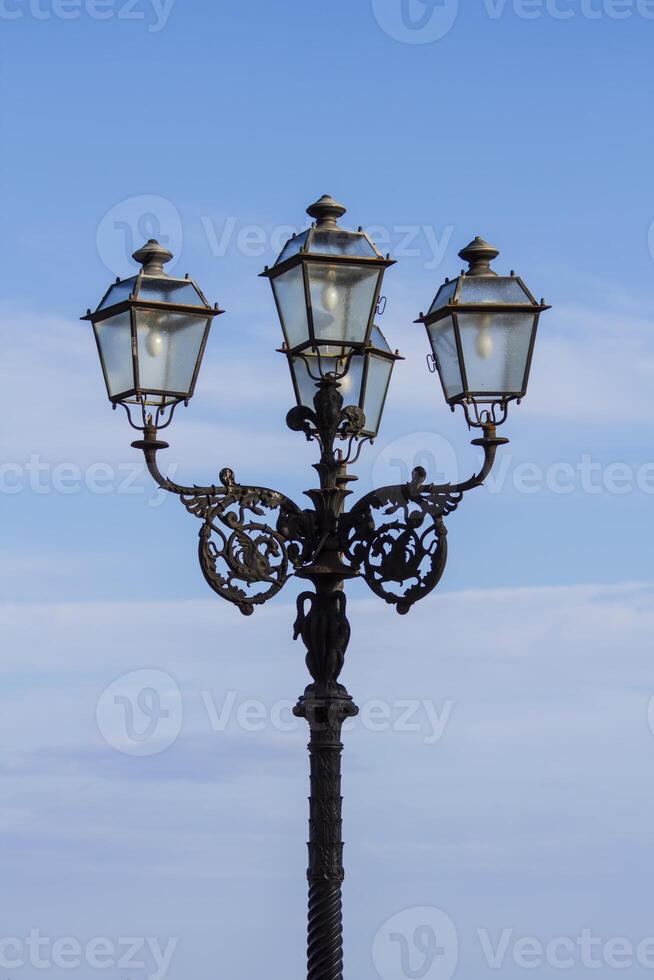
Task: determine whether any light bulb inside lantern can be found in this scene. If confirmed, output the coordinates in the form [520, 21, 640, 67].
[321, 282, 340, 312]
[145, 328, 166, 358]
[475, 315, 493, 359]
[338, 360, 352, 394]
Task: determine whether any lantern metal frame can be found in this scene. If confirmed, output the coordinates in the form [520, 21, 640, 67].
[416, 237, 551, 427]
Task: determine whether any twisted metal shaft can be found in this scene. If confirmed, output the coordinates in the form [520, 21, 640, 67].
[294, 692, 358, 980]
[307, 880, 343, 980]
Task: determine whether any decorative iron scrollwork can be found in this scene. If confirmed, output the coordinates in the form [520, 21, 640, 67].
[339, 466, 465, 614]
[173, 469, 316, 615]
[133, 385, 505, 616]
[287, 381, 366, 455]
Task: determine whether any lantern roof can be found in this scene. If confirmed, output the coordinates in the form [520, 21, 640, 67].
[263, 195, 393, 276]
[369, 323, 394, 357]
[416, 237, 549, 325]
[85, 240, 219, 322]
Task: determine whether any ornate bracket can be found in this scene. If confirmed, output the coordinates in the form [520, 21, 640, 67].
[287, 376, 369, 473]
[131, 388, 507, 617]
[132, 432, 317, 615]
[338, 429, 508, 614]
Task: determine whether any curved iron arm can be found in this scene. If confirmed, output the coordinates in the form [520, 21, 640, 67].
[450, 428, 509, 494]
[339, 425, 508, 614]
[131, 426, 317, 615]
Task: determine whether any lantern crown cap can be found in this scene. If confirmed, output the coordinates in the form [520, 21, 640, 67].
[132, 239, 174, 276]
[458, 236, 499, 277]
[306, 194, 347, 228]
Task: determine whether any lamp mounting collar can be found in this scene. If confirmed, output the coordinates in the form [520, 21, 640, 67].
[132, 238, 174, 276]
[458, 236, 499, 277]
[306, 194, 347, 228]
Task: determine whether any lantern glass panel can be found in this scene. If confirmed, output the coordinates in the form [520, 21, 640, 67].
[426, 315, 464, 400]
[363, 354, 393, 436]
[428, 279, 457, 315]
[93, 310, 134, 398]
[137, 278, 205, 306]
[370, 324, 391, 353]
[290, 351, 364, 410]
[99, 278, 137, 310]
[337, 352, 365, 406]
[134, 309, 208, 396]
[457, 312, 536, 395]
[310, 230, 378, 258]
[307, 264, 379, 345]
[458, 276, 531, 304]
[276, 230, 310, 264]
[271, 265, 310, 348]
[290, 354, 322, 408]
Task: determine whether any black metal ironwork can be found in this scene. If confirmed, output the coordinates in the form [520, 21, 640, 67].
[82, 199, 550, 980]
[131, 377, 507, 980]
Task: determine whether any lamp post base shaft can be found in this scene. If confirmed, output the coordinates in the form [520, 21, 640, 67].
[307, 879, 344, 980]
[295, 694, 358, 980]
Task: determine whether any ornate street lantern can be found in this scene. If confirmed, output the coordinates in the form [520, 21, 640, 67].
[82, 196, 551, 980]
[417, 237, 550, 426]
[261, 195, 399, 437]
[82, 239, 222, 426]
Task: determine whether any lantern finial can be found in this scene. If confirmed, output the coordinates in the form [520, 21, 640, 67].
[458, 237, 499, 277]
[132, 239, 174, 276]
[306, 194, 347, 228]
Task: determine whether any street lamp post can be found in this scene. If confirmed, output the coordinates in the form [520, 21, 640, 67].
[83, 195, 550, 980]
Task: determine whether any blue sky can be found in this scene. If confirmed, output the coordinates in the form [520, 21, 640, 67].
[1, 1, 654, 978]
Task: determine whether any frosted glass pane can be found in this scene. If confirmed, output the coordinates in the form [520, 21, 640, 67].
[370, 324, 392, 353]
[457, 312, 535, 394]
[290, 352, 364, 412]
[310, 230, 378, 258]
[458, 276, 531, 304]
[276, 230, 309, 264]
[308, 264, 379, 345]
[94, 310, 134, 398]
[98, 278, 137, 310]
[363, 355, 393, 436]
[428, 280, 457, 314]
[272, 265, 310, 349]
[290, 355, 321, 408]
[426, 316, 463, 400]
[135, 309, 208, 395]
[137, 277, 205, 306]
[337, 353, 364, 408]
